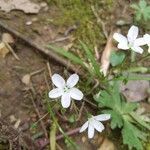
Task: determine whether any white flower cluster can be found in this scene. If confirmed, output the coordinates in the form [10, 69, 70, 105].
[48, 74, 111, 138]
[113, 25, 150, 54]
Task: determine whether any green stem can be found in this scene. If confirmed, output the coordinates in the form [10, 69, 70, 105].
[46, 96, 78, 149]
[125, 67, 149, 73]
[131, 50, 136, 62]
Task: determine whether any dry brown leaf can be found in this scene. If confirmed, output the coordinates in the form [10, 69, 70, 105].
[2, 33, 15, 44]
[100, 33, 114, 76]
[0, 0, 41, 14]
[0, 42, 10, 58]
[21, 74, 31, 85]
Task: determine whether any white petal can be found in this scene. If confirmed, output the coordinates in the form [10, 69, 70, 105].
[113, 33, 127, 44]
[79, 121, 89, 132]
[61, 93, 71, 108]
[134, 38, 147, 46]
[94, 114, 111, 121]
[48, 88, 62, 98]
[144, 34, 150, 44]
[70, 88, 83, 100]
[88, 124, 95, 139]
[66, 74, 79, 88]
[118, 43, 129, 50]
[91, 119, 105, 132]
[127, 25, 138, 42]
[52, 74, 65, 88]
[132, 46, 144, 54]
[113, 33, 128, 49]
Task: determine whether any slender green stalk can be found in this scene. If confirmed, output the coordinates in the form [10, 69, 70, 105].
[131, 50, 136, 62]
[125, 67, 148, 73]
[46, 96, 78, 149]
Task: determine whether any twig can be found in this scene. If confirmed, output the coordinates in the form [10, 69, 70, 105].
[4, 42, 20, 60]
[84, 97, 97, 108]
[46, 61, 52, 78]
[64, 24, 78, 36]
[94, 45, 100, 60]
[30, 93, 48, 138]
[44, 71, 50, 90]
[39, 127, 80, 149]
[56, 143, 63, 150]
[56, 127, 80, 140]
[91, 5, 108, 39]
[50, 36, 71, 43]
[56, 111, 68, 122]
[87, 79, 99, 94]
[30, 68, 45, 76]
[0, 21, 82, 75]
[76, 101, 85, 121]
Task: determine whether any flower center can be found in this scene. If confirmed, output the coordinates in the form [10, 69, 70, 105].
[63, 86, 70, 93]
[128, 42, 133, 48]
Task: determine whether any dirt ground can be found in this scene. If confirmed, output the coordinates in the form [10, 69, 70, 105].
[0, 0, 149, 150]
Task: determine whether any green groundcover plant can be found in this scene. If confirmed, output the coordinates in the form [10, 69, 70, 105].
[47, 24, 150, 150]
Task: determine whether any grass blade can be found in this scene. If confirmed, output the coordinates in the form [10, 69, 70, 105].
[50, 122, 57, 150]
[79, 41, 101, 77]
[47, 45, 85, 67]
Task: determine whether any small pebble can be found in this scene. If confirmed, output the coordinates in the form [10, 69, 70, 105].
[26, 21, 32, 26]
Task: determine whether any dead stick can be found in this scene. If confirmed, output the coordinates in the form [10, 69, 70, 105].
[76, 101, 85, 121]
[39, 127, 80, 149]
[30, 94, 48, 138]
[4, 42, 20, 60]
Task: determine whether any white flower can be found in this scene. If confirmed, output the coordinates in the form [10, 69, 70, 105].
[113, 25, 146, 54]
[48, 74, 83, 108]
[79, 114, 111, 139]
[143, 34, 150, 53]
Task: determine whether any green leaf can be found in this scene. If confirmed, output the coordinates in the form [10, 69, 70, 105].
[139, 0, 147, 8]
[97, 90, 113, 108]
[122, 120, 144, 150]
[130, 112, 150, 131]
[136, 12, 142, 21]
[103, 109, 123, 129]
[131, 0, 150, 22]
[95, 82, 148, 150]
[110, 51, 125, 66]
[68, 114, 76, 123]
[96, 82, 122, 109]
[122, 102, 138, 113]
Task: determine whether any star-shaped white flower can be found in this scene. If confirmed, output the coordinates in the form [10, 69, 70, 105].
[48, 74, 83, 108]
[79, 114, 111, 139]
[143, 34, 150, 53]
[113, 25, 146, 54]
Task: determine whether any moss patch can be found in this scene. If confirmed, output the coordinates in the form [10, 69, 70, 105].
[48, 0, 114, 48]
